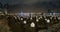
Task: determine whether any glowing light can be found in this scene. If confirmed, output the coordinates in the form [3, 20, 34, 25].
[21, 18, 23, 20]
[47, 19, 50, 23]
[36, 19, 39, 22]
[23, 21, 27, 24]
[45, 19, 50, 23]
[30, 22, 35, 27]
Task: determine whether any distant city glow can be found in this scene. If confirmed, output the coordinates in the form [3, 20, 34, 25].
[18, 13, 30, 17]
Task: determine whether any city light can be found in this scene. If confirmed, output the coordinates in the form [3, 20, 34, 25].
[45, 19, 50, 23]
[20, 18, 23, 20]
[23, 20, 27, 24]
[36, 19, 39, 22]
[30, 22, 35, 27]
[46, 19, 50, 23]
[0, 1, 60, 32]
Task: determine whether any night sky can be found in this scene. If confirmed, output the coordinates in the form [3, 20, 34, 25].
[0, 0, 60, 13]
[0, 0, 59, 5]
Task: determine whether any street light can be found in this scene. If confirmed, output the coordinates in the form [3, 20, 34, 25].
[23, 20, 27, 24]
[30, 22, 35, 28]
[45, 19, 50, 23]
[20, 18, 23, 20]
